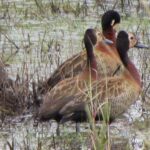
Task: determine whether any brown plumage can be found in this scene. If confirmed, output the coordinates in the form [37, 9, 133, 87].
[39, 28, 108, 121]
[0, 89, 23, 117]
[39, 30, 145, 122]
[0, 59, 26, 118]
[38, 10, 121, 94]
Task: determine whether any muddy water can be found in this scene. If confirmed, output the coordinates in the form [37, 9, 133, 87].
[0, 0, 150, 149]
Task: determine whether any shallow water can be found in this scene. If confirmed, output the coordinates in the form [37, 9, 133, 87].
[0, 0, 150, 149]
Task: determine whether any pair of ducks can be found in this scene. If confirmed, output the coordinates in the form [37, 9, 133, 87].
[38, 10, 148, 124]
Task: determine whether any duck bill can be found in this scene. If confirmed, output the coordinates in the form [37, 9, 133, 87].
[135, 43, 149, 49]
[104, 39, 113, 45]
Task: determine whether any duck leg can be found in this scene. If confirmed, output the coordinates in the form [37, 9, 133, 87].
[76, 122, 80, 133]
[56, 122, 60, 136]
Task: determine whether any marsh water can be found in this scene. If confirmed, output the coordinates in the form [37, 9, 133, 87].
[0, 0, 150, 149]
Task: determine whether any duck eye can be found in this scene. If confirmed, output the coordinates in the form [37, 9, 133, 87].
[130, 36, 134, 40]
[97, 32, 101, 37]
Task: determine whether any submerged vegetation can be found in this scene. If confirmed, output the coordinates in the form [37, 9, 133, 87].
[0, 0, 150, 149]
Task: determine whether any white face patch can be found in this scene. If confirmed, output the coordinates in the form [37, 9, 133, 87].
[113, 23, 119, 31]
[111, 19, 115, 26]
[128, 33, 137, 48]
[96, 31, 103, 42]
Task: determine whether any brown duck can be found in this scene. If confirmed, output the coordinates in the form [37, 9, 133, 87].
[39, 30, 147, 122]
[38, 10, 121, 94]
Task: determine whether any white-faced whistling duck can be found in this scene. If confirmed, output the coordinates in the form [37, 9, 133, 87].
[39, 29, 112, 121]
[38, 10, 120, 94]
[39, 30, 148, 125]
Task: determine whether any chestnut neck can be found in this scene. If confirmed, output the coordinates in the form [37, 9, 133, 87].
[126, 57, 141, 87]
[84, 34, 98, 79]
[103, 27, 116, 44]
[119, 48, 141, 87]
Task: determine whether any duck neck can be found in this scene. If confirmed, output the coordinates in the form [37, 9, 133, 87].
[87, 56, 97, 79]
[84, 34, 98, 79]
[121, 53, 141, 87]
[103, 28, 116, 44]
[126, 57, 141, 87]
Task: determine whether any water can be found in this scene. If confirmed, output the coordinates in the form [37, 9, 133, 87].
[0, 0, 150, 149]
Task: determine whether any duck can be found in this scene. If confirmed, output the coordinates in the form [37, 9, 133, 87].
[38, 10, 121, 94]
[0, 59, 25, 118]
[39, 28, 111, 122]
[39, 30, 147, 123]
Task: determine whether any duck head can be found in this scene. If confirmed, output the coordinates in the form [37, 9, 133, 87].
[128, 32, 149, 49]
[101, 10, 120, 32]
[116, 31, 148, 67]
